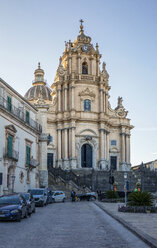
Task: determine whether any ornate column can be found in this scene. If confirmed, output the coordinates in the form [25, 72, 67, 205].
[57, 87, 61, 112]
[57, 128, 62, 167]
[64, 84, 68, 112]
[104, 91, 106, 113]
[71, 84, 75, 111]
[77, 54, 81, 74]
[100, 129, 104, 159]
[105, 92, 108, 114]
[126, 134, 130, 165]
[106, 131, 110, 162]
[63, 128, 69, 169]
[89, 57, 93, 75]
[121, 133, 126, 163]
[69, 55, 72, 74]
[70, 126, 76, 168]
[104, 131, 107, 160]
[99, 89, 104, 113]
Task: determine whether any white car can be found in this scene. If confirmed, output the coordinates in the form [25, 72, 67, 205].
[51, 191, 66, 203]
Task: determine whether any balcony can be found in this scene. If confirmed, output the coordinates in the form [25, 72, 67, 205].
[3, 149, 19, 161]
[0, 95, 42, 133]
[26, 158, 39, 169]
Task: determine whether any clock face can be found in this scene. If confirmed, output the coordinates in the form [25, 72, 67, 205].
[82, 45, 90, 52]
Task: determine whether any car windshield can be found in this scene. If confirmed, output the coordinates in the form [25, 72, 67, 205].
[21, 193, 29, 200]
[28, 190, 44, 195]
[0, 196, 20, 205]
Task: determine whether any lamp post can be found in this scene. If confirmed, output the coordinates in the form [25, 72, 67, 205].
[124, 172, 127, 206]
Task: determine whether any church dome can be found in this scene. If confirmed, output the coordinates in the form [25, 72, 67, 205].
[24, 84, 52, 101]
[24, 63, 52, 102]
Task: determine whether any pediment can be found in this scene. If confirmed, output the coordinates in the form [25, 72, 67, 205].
[5, 125, 17, 133]
[78, 129, 97, 136]
[79, 88, 95, 98]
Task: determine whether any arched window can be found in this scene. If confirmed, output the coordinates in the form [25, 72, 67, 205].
[82, 62, 88, 74]
[84, 99, 91, 112]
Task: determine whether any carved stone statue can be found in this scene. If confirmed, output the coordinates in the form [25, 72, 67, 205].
[118, 97, 123, 108]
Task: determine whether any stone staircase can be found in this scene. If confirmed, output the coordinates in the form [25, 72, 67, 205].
[48, 166, 157, 194]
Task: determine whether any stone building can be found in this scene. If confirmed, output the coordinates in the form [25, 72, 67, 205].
[0, 78, 42, 194]
[25, 21, 133, 177]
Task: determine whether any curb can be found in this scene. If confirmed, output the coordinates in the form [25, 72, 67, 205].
[95, 201, 157, 248]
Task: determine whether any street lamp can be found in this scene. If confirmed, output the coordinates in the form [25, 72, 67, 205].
[124, 172, 127, 206]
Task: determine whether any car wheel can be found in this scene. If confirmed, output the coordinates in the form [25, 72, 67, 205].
[52, 198, 55, 203]
[41, 202, 44, 207]
[16, 212, 22, 222]
[90, 196, 96, 201]
[25, 210, 28, 218]
[32, 207, 36, 213]
[62, 198, 65, 203]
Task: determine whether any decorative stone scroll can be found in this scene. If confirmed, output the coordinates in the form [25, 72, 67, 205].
[115, 97, 128, 118]
[79, 87, 95, 101]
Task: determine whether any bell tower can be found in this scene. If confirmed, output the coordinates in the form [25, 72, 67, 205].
[50, 20, 133, 171]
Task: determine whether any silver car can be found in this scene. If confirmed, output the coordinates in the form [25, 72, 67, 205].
[28, 188, 48, 207]
[52, 191, 66, 203]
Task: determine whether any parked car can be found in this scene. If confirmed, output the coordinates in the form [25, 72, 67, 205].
[51, 191, 66, 203]
[0, 194, 28, 222]
[77, 192, 96, 201]
[28, 188, 47, 207]
[20, 192, 36, 214]
[46, 188, 53, 204]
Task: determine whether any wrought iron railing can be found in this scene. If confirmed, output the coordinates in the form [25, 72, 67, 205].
[26, 158, 39, 168]
[48, 166, 80, 186]
[0, 95, 42, 133]
[3, 149, 19, 161]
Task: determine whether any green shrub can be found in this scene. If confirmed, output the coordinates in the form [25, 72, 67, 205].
[127, 191, 154, 207]
[106, 190, 118, 199]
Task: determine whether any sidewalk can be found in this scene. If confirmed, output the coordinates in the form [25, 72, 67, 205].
[95, 201, 157, 248]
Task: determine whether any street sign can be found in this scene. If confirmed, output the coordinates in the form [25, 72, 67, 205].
[0, 173, 3, 185]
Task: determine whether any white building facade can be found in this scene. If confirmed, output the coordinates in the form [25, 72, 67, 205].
[0, 78, 42, 194]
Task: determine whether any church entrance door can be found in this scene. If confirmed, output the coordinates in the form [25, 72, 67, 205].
[81, 144, 92, 168]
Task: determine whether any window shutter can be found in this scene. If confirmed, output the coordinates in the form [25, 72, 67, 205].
[26, 111, 30, 124]
[7, 96, 12, 111]
[7, 135, 13, 158]
[26, 146, 31, 164]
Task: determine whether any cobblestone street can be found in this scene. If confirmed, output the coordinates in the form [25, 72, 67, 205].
[0, 202, 150, 248]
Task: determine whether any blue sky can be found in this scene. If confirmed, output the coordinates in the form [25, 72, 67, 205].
[0, 0, 157, 165]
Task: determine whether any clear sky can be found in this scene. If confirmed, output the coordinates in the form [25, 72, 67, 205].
[0, 0, 157, 166]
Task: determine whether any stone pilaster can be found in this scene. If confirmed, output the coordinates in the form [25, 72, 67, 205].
[64, 84, 68, 112]
[63, 128, 69, 169]
[105, 92, 109, 114]
[70, 126, 76, 168]
[38, 133, 49, 187]
[126, 134, 131, 167]
[99, 89, 104, 113]
[57, 87, 61, 112]
[98, 129, 106, 169]
[120, 131, 128, 171]
[121, 133, 125, 163]
[77, 55, 81, 74]
[71, 84, 75, 111]
[57, 128, 62, 167]
[106, 131, 110, 164]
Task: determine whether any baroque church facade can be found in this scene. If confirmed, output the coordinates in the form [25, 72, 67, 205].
[25, 21, 133, 184]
